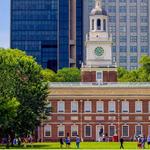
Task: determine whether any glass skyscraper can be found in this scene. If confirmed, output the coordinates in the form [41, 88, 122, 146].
[11, 0, 83, 71]
[83, 0, 150, 70]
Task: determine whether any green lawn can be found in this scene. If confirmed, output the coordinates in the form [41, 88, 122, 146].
[0, 142, 150, 149]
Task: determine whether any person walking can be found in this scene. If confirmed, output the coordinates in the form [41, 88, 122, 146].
[76, 135, 80, 149]
[59, 138, 64, 148]
[147, 135, 150, 149]
[65, 136, 71, 148]
[137, 136, 142, 149]
[141, 136, 146, 149]
[120, 137, 124, 149]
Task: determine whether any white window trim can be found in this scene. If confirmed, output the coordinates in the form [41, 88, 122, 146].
[84, 125, 92, 137]
[84, 101, 92, 113]
[96, 101, 104, 113]
[108, 125, 116, 137]
[108, 101, 116, 113]
[44, 125, 51, 137]
[135, 125, 143, 136]
[57, 125, 65, 137]
[135, 101, 142, 113]
[122, 125, 129, 137]
[71, 125, 78, 137]
[71, 101, 78, 113]
[122, 101, 129, 113]
[57, 101, 65, 113]
[96, 71, 103, 82]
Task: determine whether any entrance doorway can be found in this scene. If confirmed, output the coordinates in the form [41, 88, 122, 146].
[96, 125, 104, 141]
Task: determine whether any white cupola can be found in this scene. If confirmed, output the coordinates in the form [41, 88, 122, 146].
[85, 0, 112, 67]
[81, 0, 117, 83]
[90, 0, 108, 33]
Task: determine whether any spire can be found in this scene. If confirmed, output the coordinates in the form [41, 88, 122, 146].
[90, 0, 107, 16]
[95, 0, 102, 10]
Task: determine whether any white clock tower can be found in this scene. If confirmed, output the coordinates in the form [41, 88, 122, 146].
[85, 0, 112, 67]
[81, 0, 117, 82]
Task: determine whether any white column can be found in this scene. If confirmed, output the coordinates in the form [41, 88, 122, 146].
[95, 19, 97, 31]
[101, 19, 103, 31]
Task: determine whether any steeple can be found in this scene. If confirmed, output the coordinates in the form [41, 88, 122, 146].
[90, 0, 107, 16]
[81, 0, 117, 83]
[85, 0, 112, 68]
[95, 0, 102, 10]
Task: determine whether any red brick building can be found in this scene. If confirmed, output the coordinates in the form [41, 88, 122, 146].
[38, 82, 150, 142]
[38, 0, 150, 142]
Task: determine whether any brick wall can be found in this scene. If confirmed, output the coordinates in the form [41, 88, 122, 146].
[81, 71, 117, 82]
[39, 99, 150, 142]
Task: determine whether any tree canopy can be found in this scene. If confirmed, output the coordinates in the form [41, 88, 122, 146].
[55, 68, 81, 82]
[0, 48, 47, 138]
[118, 55, 150, 82]
[41, 69, 56, 82]
[41, 67, 81, 82]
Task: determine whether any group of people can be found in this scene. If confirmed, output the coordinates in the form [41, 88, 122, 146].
[119, 135, 150, 149]
[137, 135, 150, 149]
[1, 134, 33, 148]
[60, 135, 81, 149]
[13, 135, 33, 146]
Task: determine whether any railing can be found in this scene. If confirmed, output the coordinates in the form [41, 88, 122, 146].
[48, 82, 150, 88]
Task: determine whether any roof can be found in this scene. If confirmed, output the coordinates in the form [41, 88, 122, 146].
[90, 9, 107, 16]
[90, 0, 107, 16]
[49, 82, 150, 88]
[48, 82, 150, 99]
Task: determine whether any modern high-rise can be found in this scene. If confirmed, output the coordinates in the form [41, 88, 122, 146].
[11, 0, 83, 72]
[83, 0, 150, 70]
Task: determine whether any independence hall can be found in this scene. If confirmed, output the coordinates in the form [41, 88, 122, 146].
[38, 82, 150, 142]
[38, 0, 150, 141]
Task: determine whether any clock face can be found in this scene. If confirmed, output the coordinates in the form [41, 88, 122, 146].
[95, 47, 104, 56]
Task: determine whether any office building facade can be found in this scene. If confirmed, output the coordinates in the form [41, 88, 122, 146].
[83, 0, 150, 70]
[11, 0, 83, 71]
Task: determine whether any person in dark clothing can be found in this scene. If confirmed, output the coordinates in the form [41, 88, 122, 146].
[76, 135, 80, 149]
[120, 137, 124, 149]
[65, 136, 71, 148]
[99, 127, 103, 137]
[59, 138, 64, 148]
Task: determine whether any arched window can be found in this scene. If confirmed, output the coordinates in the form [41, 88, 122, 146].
[92, 19, 94, 30]
[103, 19, 106, 31]
[97, 19, 101, 30]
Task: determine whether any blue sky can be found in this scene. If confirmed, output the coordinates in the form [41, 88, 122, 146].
[0, 0, 10, 48]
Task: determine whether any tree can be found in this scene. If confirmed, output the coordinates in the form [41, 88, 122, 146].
[118, 68, 139, 82]
[140, 55, 150, 74]
[117, 67, 129, 81]
[0, 97, 19, 130]
[118, 55, 150, 82]
[0, 48, 47, 140]
[55, 68, 81, 82]
[41, 69, 56, 82]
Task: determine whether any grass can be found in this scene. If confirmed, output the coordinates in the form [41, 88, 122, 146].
[0, 142, 150, 149]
